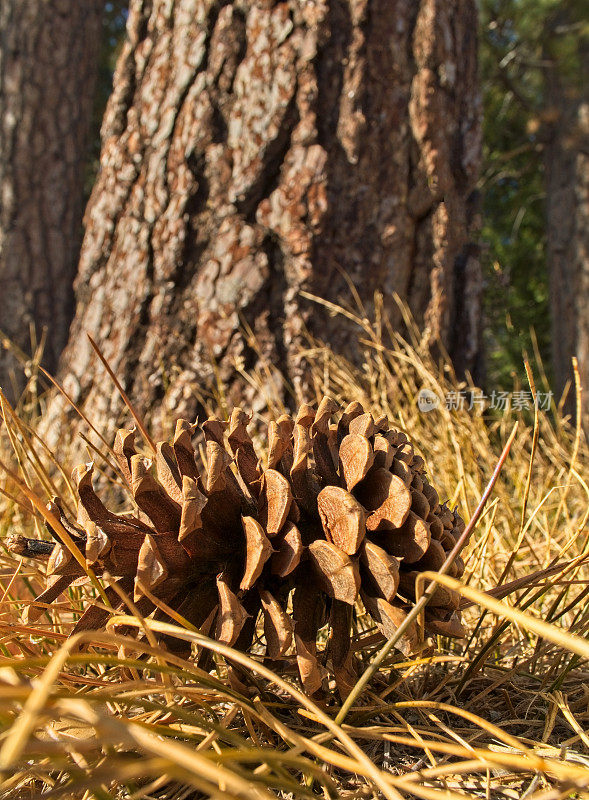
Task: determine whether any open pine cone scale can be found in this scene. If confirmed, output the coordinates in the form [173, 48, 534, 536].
[9, 398, 468, 697]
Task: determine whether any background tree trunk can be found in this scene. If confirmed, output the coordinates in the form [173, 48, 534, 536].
[544, 19, 588, 427]
[52, 0, 481, 434]
[0, 0, 104, 398]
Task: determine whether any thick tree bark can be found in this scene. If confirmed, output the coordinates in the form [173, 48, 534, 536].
[0, 0, 104, 396]
[53, 0, 481, 433]
[544, 26, 588, 426]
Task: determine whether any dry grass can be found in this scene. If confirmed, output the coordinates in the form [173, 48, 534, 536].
[0, 299, 588, 800]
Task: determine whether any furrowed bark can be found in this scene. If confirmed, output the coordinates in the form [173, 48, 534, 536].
[45, 0, 481, 439]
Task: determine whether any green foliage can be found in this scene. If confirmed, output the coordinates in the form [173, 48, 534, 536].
[479, 0, 586, 390]
[479, 0, 549, 389]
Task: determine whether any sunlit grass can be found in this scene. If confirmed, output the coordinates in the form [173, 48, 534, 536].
[0, 299, 587, 799]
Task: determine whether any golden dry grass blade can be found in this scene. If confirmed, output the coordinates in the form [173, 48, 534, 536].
[104, 615, 404, 800]
[496, 360, 540, 587]
[420, 571, 589, 660]
[87, 334, 157, 454]
[38, 364, 115, 455]
[380, 734, 589, 789]
[0, 633, 75, 770]
[2, 301, 588, 800]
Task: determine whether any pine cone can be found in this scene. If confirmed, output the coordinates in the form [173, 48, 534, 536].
[9, 399, 467, 696]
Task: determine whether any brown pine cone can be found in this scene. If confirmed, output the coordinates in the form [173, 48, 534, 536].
[9, 399, 467, 696]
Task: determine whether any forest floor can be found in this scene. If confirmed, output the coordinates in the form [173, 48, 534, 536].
[0, 305, 588, 800]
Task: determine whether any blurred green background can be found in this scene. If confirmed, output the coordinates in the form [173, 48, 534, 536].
[480, 0, 587, 392]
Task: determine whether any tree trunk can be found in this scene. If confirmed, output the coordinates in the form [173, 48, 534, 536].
[0, 0, 104, 397]
[544, 23, 588, 427]
[53, 0, 481, 433]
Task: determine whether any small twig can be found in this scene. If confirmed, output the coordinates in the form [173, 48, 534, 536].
[6, 535, 55, 558]
[0, 456, 111, 609]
